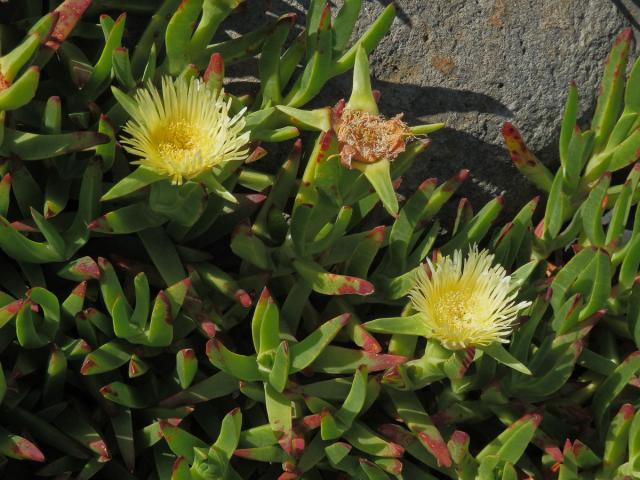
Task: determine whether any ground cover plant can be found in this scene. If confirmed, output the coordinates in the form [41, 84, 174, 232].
[0, 1, 639, 479]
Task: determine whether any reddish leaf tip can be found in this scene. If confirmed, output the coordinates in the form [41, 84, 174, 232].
[339, 313, 352, 326]
[367, 225, 386, 242]
[80, 357, 96, 375]
[129, 360, 140, 377]
[197, 314, 217, 338]
[72, 281, 87, 297]
[456, 169, 470, 182]
[235, 289, 252, 308]
[78, 339, 91, 352]
[528, 412, 543, 426]
[362, 335, 382, 354]
[619, 27, 633, 42]
[14, 438, 45, 462]
[418, 432, 452, 467]
[246, 193, 267, 203]
[620, 403, 635, 420]
[450, 430, 469, 445]
[99, 385, 114, 396]
[246, 146, 268, 163]
[259, 287, 271, 302]
[180, 348, 196, 359]
[501, 121, 517, 136]
[387, 441, 405, 458]
[419, 177, 438, 190]
[205, 339, 216, 355]
[545, 446, 564, 463]
[233, 448, 254, 459]
[89, 440, 110, 460]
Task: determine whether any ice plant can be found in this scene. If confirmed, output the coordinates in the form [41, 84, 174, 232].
[408, 247, 531, 350]
[120, 76, 249, 185]
[2, 0, 640, 478]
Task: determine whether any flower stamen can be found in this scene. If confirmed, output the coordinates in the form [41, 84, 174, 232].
[333, 105, 413, 167]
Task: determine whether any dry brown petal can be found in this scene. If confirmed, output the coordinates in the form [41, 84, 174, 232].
[334, 107, 412, 167]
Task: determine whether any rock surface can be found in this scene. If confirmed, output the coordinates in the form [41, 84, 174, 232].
[229, 0, 639, 214]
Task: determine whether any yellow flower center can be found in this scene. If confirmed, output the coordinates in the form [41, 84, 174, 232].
[155, 121, 201, 160]
[436, 290, 474, 321]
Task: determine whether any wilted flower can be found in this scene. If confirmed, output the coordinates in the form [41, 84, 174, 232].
[332, 99, 413, 168]
[408, 247, 530, 350]
[120, 76, 250, 184]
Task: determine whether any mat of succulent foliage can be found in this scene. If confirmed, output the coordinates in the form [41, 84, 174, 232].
[0, 1, 639, 479]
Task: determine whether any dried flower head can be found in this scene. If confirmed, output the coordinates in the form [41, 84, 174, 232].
[120, 76, 250, 184]
[333, 101, 412, 167]
[408, 247, 531, 350]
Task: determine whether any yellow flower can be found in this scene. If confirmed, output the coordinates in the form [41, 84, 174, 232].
[408, 247, 530, 350]
[120, 76, 250, 184]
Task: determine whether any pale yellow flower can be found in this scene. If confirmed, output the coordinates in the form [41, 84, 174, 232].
[408, 247, 530, 350]
[120, 76, 249, 184]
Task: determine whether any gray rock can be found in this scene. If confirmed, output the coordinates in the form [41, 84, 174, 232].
[227, 0, 639, 215]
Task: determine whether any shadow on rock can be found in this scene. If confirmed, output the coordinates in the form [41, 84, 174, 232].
[372, 80, 512, 119]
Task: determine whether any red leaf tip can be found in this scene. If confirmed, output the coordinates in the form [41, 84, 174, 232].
[620, 403, 635, 420]
[450, 430, 469, 445]
[501, 121, 517, 136]
[80, 357, 95, 375]
[456, 169, 470, 182]
[619, 27, 633, 43]
[235, 289, 252, 308]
